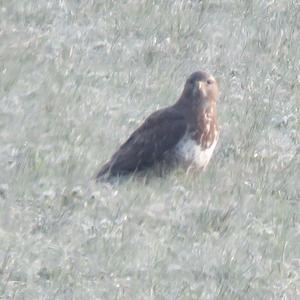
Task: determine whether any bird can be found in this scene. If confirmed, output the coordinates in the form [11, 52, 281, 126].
[96, 71, 219, 179]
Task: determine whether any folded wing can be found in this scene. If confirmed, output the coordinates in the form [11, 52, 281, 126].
[97, 107, 187, 178]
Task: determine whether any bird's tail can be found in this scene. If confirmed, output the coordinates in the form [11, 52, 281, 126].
[95, 162, 111, 181]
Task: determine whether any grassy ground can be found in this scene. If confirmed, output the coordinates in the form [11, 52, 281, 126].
[0, 0, 299, 299]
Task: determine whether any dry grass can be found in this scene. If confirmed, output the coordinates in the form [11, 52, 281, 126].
[0, 0, 299, 299]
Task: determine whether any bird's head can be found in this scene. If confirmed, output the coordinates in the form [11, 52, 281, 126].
[181, 71, 219, 105]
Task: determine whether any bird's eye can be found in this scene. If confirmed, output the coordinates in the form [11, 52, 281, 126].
[207, 79, 214, 85]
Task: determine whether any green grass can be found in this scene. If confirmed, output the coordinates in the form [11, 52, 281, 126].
[0, 0, 299, 299]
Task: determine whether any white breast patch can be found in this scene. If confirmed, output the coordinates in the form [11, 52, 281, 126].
[174, 135, 218, 170]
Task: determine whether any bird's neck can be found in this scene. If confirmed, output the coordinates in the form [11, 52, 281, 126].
[175, 93, 217, 118]
[175, 94, 218, 147]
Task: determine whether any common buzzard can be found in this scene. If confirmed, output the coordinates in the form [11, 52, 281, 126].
[96, 71, 219, 179]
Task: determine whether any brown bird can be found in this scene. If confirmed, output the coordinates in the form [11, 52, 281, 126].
[96, 71, 219, 179]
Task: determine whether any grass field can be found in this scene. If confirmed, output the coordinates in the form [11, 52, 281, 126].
[0, 0, 299, 299]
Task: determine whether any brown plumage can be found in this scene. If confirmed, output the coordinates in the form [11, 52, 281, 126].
[96, 71, 219, 179]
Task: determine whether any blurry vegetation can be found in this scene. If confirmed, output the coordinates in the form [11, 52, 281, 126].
[0, 0, 299, 299]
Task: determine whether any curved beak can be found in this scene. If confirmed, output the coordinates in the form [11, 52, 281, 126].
[198, 81, 207, 97]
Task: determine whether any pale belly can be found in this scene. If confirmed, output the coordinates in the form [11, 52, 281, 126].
[174, 135, 218, 170]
